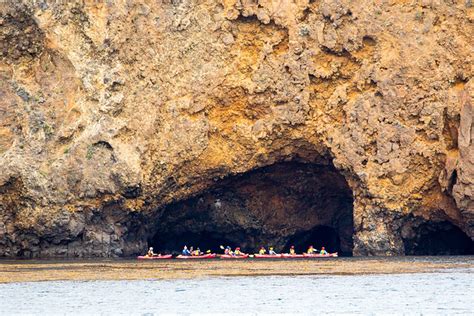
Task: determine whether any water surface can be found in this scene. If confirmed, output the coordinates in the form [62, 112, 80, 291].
[0, 272, 472, 315]
[0, 256, 473, 315]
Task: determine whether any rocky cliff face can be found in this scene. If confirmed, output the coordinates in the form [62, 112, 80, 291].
[0, 0, 473, 257]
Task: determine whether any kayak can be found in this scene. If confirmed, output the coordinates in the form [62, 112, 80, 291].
[220, 254, 249, 259]
[281, 254, 305, 258]
[254, 254, 283, 258]
[303, 253, 338, 258]
[137, 254, 173, 260]
[176, 254, 217, 259]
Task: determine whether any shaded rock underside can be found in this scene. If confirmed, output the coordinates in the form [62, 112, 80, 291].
[150, 161, 354, 255]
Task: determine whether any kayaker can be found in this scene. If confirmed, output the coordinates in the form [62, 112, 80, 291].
[224, 246, 233, 255]
[259, 247, 267, 255]
[320, 247, 328, 255]
[234, 247, 243, 256]
[289, 246, 296, 255]
[307, 245, 316, 254]
[182, 246, 191, 256]
[193, 248, 202, 256]
[146, 247, 156, 257]
[269, 247, 278, 255]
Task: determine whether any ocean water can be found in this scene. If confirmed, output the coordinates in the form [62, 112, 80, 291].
[0, 271, 473, 315]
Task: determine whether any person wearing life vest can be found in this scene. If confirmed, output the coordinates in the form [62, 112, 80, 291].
[320, 247, 328, 255]
[259, 247, 266, 255]
[146, 247, 156, 257]
[269, 247, 278, 255]
[234, 247, 243, 256]
[193, 248, 202, 256]
[289, 245, 296, 255]
[224, 246, 233, 255]
[182, 245, 191, 256]
[307, 245, 315, 254]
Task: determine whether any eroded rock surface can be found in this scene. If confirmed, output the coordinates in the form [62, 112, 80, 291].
[0, 0, 473, 257]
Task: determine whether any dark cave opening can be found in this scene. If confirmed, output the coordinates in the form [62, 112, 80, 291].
[149, 161, 354, 255]
[284, 226, 342, 255]
[152, 231, 235, 254]
[404, 221, 474, 256]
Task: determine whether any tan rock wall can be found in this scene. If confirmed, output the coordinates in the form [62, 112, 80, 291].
[0, 0, 473, 256]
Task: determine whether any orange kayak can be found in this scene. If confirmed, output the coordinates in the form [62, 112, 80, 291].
[137, 254, 173, 260]
[219, 254, 249, 259]
[281, 254, 305, 258]
[303, 253, 338, 258]
[176, 254, 217, 259]
[254, 254, 283, 258]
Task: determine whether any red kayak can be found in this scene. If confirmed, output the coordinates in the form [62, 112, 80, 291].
[220, 254, 249, 259]
[176, 254, 217, 259]
[137, 254, 173, 260]
[281, 253, 305, 258]
[303, 253, 338, 258]
[254, 254, 283, 258]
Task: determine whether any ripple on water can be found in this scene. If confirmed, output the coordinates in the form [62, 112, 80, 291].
[0, 271, 473, 315]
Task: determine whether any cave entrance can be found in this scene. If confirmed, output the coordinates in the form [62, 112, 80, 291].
[284, 226, 341, 254]
[403, 221, 474, 256]
[149, 161, 354, 255]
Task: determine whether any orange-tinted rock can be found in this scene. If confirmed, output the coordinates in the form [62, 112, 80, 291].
[0, 1, 472, 257]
